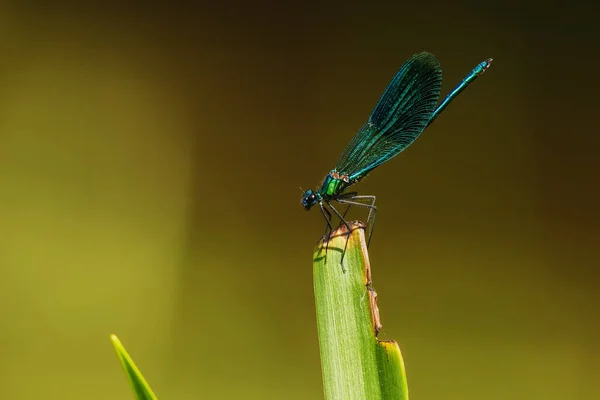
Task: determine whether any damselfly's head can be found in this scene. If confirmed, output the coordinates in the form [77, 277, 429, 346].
[301, 189, 319, 210]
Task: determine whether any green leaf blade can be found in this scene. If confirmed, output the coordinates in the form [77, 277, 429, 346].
[110, 334, 157, 400]
[313, 222, 408, 400]
[377, 340, 409, 400]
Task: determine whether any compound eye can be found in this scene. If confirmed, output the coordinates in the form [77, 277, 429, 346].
[310, 194, 317, 201]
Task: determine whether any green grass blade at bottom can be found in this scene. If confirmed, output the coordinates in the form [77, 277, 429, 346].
[110, 334, 157, 400]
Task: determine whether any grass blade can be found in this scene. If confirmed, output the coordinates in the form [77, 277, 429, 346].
[313, 222, 408, 400]
[110, 334, 157, 400]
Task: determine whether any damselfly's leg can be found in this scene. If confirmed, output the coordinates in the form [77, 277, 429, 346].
[347, 195, 376, 246]
[326, 201, 353, 267]
[336, 195, 377, 247]
[341, 204, 351, 219]
[339, 192, 357, 219]
[319, 202, 333, 258]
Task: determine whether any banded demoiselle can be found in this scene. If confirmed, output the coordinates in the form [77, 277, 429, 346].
[301, 52, 492, 255]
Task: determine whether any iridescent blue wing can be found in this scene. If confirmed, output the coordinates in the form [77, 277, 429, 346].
[335, 52, 442, 181]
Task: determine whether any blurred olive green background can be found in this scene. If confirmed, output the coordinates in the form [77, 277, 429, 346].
[0, 1, 599, 399]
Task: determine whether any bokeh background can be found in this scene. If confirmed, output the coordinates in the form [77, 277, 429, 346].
[1, 1, 599, 399]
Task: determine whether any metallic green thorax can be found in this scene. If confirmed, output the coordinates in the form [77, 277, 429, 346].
[319, 170, 352, 199]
